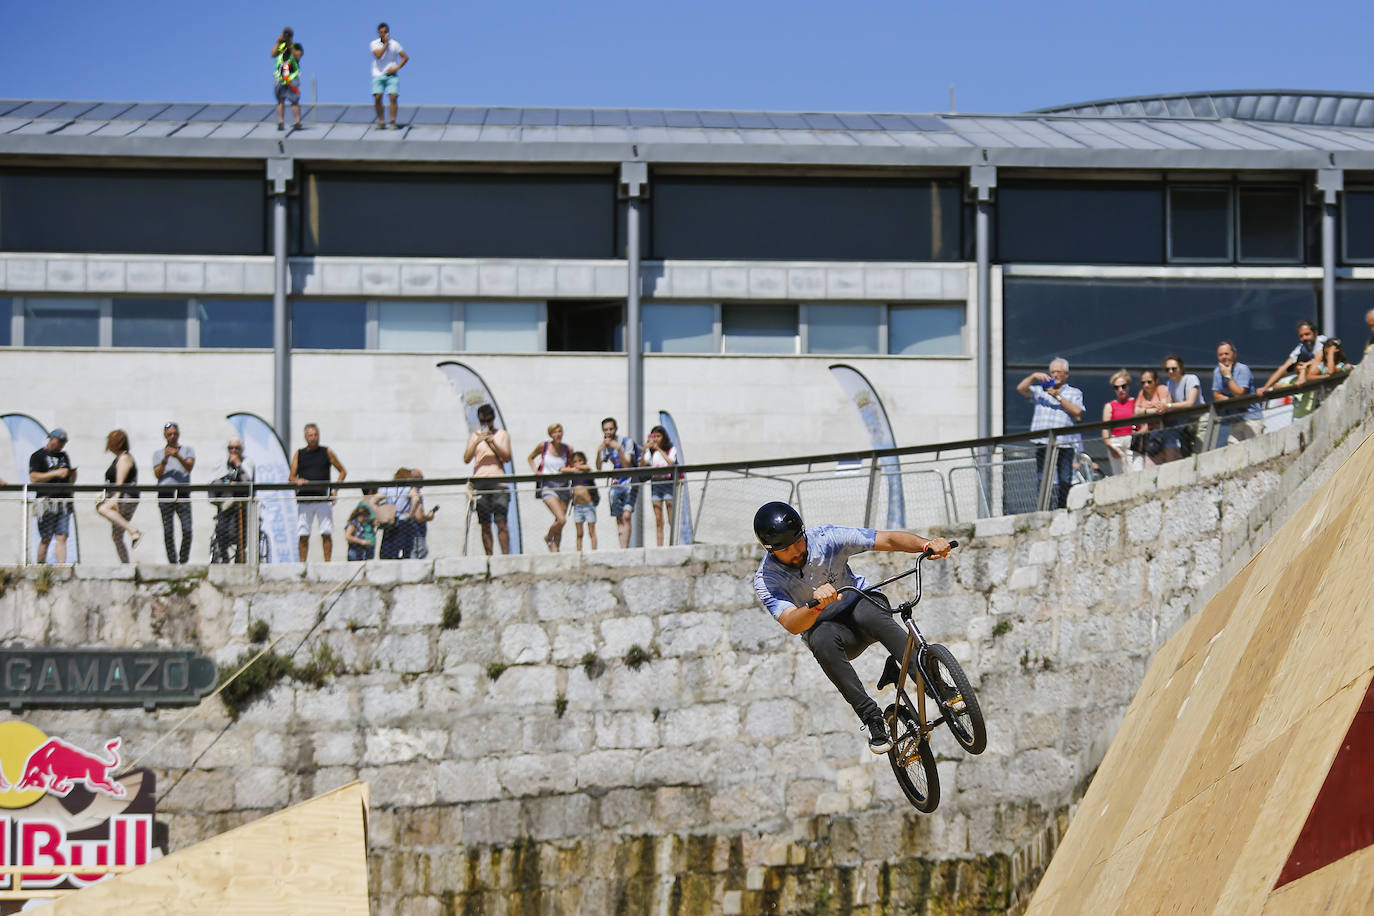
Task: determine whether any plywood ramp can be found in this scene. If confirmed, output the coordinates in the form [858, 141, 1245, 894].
[1028, 430, 1374, 916]
[52, 781, 370, 915]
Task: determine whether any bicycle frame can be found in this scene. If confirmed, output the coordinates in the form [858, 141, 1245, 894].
[835, 549, 948, 751]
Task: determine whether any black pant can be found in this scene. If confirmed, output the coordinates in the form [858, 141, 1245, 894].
[159, 492, 192, 564]
[1034, 444, 1076, 510]
[803, 599, 910, 722]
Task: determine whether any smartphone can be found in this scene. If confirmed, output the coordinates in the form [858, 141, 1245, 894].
[431, 505, 440, 513]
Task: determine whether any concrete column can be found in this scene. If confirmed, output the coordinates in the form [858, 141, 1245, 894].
[1317, 168, 1343, 338]
[620, 162, 648, 548]
[268, 158, 294, 445]
[970, 165, 997, 441]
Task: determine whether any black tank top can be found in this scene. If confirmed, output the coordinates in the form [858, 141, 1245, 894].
[295, 447, 332, 497]
[105, 454, 139, 501]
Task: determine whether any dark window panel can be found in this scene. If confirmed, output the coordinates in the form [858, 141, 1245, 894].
[651, 177, 962, 261]
[997, 182, 1164, 264]
[1003, 277, 1317, 374]
[1343, 190, 1374, 262]
[1169, 187, 1231, 261]
[1335, 282, 1374, 364]
[723, 304, 797, 354]
[200, 300, 273, 348]
[112, 298, 187, 348]
[1238, 187, 1302, 262]
[547, 301, 623, 352]
[0, 298, 9, 346]
[23, 299, 100, 347]
[304, 172, 616, 258]
[292, 301, 366, 349]
[0, 168, 266, 255]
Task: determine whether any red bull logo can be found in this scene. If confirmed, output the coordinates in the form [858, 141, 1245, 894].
[0, 721, 161, 897]
[15, 737, 125, 799]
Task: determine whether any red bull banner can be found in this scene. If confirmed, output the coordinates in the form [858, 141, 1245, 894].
[0, 720, 161, 906]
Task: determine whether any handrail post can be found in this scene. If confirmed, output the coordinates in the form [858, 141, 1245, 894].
[1203, 403, 1221, 452]
[1036, 431, 1057, 512]
[863, 452, 880, 528]
[20, 485, 29, 567]
[248, 481, 260, 568]
[668, 467, 681, 546]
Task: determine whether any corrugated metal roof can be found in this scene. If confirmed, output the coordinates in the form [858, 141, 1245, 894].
[0, 93, 1372, 169]
[1037, 90, 1374, 128]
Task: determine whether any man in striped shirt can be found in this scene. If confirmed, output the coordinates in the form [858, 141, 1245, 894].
[1016, 358, 1083, 510]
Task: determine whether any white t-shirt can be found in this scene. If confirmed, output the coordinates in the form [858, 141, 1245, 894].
[370, 38, 404, 77]
[648, 446, 677, 469]
[1166, 373, 1200, 407]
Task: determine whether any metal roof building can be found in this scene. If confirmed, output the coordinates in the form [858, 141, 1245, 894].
[1, 89, 1372, 526]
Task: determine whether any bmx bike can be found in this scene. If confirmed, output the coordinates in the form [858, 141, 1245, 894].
[833, 542, 986, 813]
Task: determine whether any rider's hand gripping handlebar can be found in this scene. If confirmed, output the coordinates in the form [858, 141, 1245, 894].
[802, 540, 958, 608]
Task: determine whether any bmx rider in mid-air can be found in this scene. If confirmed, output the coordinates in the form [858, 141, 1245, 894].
[752, 501, 952, 753]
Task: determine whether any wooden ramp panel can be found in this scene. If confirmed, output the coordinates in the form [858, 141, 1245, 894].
[51, 781, 370, 915]
[1028, 430, 1374, 915]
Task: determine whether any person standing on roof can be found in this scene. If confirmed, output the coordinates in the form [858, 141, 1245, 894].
[370, 22, 409, 130]
[271, 27, 303, 131]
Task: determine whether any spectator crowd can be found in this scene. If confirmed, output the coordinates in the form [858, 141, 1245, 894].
[19, 311, 1373, 565]
[1017, 314, 1370, 509]
[267, 21, 411, 132]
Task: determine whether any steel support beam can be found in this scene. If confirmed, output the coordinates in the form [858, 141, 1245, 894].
[268, 157, 294, 445]
[620, 162, 648, 548]
[970, 165, 997, 441]
[1317, 168, 1343, 339]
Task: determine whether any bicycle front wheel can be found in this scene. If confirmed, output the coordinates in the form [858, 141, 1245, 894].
[924, 643, 987, 755]
[885, 703, 940, 813]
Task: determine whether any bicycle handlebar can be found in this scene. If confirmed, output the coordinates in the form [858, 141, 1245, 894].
[802, 540, 958, 608]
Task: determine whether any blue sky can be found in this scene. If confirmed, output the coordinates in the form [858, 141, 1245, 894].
[12, 0, 1371, 114]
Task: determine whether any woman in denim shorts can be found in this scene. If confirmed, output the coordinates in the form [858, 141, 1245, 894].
[640, 425, 679, 546]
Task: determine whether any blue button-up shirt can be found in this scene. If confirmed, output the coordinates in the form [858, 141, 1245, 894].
[754, 525, 877, 627]
[1029, 384, 1083, 447]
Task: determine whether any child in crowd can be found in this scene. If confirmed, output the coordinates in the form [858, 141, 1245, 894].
[345, 503, 375, 561]
[566, 451, 599, 552]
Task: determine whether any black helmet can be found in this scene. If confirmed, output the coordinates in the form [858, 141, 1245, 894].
[754, 501, 804, 552]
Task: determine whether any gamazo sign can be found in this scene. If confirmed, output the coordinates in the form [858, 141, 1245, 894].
[0, 720, 163, 893]
[0, 649, 216, 711]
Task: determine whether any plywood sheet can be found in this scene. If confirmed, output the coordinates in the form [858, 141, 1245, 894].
[50, 781, 370, 915]
[1028, 430, 1374, 915]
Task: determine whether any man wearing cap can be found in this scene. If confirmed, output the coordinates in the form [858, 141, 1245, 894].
[29, 429, 76, 564]
[153, 422, 196, 564]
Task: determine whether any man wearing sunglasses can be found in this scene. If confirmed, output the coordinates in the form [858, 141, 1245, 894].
[210, 439, 255, 564]
[1015, 358, 1084, 510]
[752, 501, 952, 754]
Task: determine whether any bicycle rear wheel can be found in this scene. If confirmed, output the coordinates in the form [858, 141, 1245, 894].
[885, 703, 940, 813]
[924, 643, 987, 755]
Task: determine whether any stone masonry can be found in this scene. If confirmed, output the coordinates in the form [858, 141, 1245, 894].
[1, 363, 1370, 914]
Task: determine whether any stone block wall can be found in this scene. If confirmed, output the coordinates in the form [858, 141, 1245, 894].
[2, 365, 1370, 914]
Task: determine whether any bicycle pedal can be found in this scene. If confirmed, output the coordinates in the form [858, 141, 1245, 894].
[948, 695, 966, 713]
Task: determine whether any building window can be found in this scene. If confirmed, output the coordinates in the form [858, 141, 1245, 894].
[1345, 190, 1374, 263]
[292, 301, 366, 349]
[1335, 281, 1374, 363]
[642, 303, 715, 353]
[650, 177, 962, 261]
[1168, 187, 1232, 262]
[1237, 187, 1302, 262]
[998, 182, 1165, 264]
[378, 301, 456, 351]
[722, 304, 797, 354]
[302, 172, 616, 258]
[0, 168, 266, 255]
[463, 302, 541, 353]
[0, 299, 10, 347]
[23, 298, 101, 347]
[112, 298, 188, 348]
[547, 301, 623, 352]
[889, 305, 964, 356]
[199, 300, 273, 348]
[806, 304, 880, 354]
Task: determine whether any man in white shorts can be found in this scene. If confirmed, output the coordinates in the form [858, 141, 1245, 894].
[290, 423, 347, 561]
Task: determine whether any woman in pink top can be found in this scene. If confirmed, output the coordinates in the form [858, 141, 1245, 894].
[1133, 368, 1171, 467]
[1100, 370, 1141, 476]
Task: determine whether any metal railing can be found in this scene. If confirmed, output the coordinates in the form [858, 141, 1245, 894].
[1, 372, 1348, 565]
